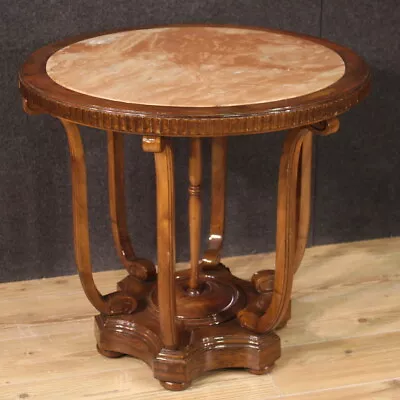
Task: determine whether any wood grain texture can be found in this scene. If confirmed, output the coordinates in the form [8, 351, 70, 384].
[0, 237, 399, 399]
[18, 25, 370, 137]
[151, 138, 178, 349]
[269, 127, 309, 331]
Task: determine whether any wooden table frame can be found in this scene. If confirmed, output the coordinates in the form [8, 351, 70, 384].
[19, 24, 370, 391]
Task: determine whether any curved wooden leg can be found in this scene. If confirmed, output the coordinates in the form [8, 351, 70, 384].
[202, 137, 227, 268]
[143, 136, 178, 349]
[293, 131, 312, 274]
[292, 117, 339, 275]
[107, 131, 156, 280]
[238, 118, 340, 333]
[188, 138, 202, 292]
[238, 127, 312, 332]
[60, 119, 137, 315]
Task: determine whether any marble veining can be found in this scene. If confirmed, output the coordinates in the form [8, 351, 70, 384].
[46, 27, 345, 107]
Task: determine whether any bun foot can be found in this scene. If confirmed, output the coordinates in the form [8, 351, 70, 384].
[96, 344, 124, 358]
[248, 364, 275, 375]
[160, 381, 192, 391]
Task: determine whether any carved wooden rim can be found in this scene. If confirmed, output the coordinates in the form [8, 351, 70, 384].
[19, 24, 371, 137]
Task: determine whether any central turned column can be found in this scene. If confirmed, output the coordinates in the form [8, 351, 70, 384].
[188, 138, 203, 295]
[143, 136, 245, 330]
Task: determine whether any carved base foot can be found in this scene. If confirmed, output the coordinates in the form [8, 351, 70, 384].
[94, 267, 282, 391]
[238, 270, 292, 332]
[96, 344, 124, 358]
[248, 364, 275, 375]
[159, 381, 192, 391]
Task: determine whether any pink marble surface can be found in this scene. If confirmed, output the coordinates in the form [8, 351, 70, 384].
[46, 27, 345, 107]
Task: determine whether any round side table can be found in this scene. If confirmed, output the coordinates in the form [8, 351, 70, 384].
[19, 25, 370, 391]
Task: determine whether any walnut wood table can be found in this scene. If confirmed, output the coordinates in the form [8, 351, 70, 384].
[19, 25, 370, 391]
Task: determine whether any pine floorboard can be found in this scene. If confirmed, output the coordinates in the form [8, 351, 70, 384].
[0, 237, 399, 399]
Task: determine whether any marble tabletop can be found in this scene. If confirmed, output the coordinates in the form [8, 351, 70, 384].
[46, 26, 345, 108]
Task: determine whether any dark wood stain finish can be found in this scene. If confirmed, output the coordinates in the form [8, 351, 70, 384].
[19, 25, 370, 390]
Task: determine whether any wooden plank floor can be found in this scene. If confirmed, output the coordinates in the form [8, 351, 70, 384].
[1, 237, 400, 399]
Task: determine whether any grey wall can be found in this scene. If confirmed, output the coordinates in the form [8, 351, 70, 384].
[314, 1, 400, 243]
[0, 1, 398, 282]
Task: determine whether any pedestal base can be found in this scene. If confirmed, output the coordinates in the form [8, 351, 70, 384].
[94, 265, 281, 390]
[96, 315, 280, 390]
